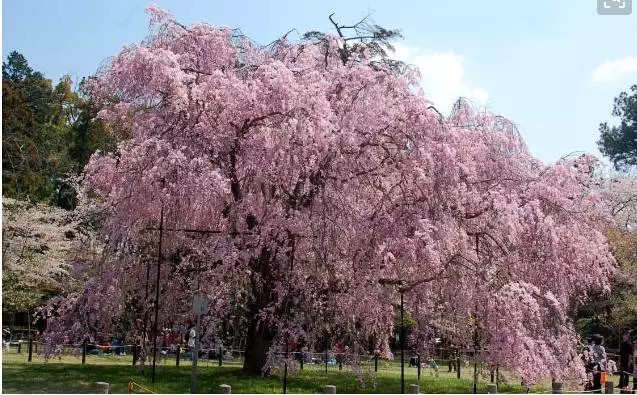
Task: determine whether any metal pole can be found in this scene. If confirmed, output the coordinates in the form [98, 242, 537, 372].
[283, 235, 293, 394]
[283, 336, 289, 394]
[325, 338, 328, 374]
[82, 339, 87, 365]
[473, 316, 478, 394]
[417, 354, 421, 382]
[176, 345, 180, 366]
[496, 365, 499, 389]
[401, 291, 405, 394]
[140, 260, 150, 371]
[457, 355, 461, 379]
[473, 236, 479, 395]
[191, 313, 200, 394]
[473, 359, 477, 394]
[151, 206, 164, 384]
[283, 360, 288, 394]
[27, 309, 32, 362]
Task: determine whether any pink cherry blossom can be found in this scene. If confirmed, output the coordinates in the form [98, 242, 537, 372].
[42, 6, 615, 383]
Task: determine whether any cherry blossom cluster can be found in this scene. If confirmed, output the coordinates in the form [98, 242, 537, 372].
[42, 6, 616, 383]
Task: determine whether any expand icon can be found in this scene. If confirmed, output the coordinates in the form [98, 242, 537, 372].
[598, 0, 632, 14]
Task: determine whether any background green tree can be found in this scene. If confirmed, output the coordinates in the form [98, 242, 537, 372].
[2, 51, 122, 209]
[589, 86, 637, 345]
[598, 84, 637, 171]
[2, 52, 124, 333]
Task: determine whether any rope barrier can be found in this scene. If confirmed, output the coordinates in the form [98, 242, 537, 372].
[16, 342, 528, 362]
[27, 343, 491, 356]
[1, 343, 506, 366]
[128, 380, 156, 394]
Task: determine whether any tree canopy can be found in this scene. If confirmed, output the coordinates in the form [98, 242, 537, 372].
[1, 51, 125, 323]
[598, 84, 637, 171]
[39, 7, 616, 384]
[575, 175, 637, 345]
[2, 51, 121, 210]
[2, 198, 77, 313]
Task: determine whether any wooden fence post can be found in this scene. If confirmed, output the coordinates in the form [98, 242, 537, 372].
[82, 340, 87, 365]
[28, 337, 33, 362]
[132, 344, 138, 367]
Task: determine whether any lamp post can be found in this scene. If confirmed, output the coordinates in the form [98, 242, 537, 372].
[400, 291, 405, 394]
[142, 212, 302, 383]
[151, 206, 164, 384]
[380, 279, 411, 395]
[191, 289, 208, 394]
[144, 210, 240, 383]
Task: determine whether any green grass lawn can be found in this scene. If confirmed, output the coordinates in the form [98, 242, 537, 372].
[2, 350, 548, 393]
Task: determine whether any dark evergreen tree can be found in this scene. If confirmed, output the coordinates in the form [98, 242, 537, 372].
[598, 85, 637, 170]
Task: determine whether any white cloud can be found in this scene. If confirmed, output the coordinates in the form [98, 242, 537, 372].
[392, 43, 488, 113]
[592, 56, 637, 85]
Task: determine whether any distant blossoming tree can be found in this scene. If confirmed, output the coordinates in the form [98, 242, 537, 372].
[1, 194, 102, 329]
[2, 198, 75, 314]
[574, 173, 637, 355]
[42, 6, 615, 382]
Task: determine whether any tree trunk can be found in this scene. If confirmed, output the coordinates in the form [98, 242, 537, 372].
[243, 317, 275, 374]
[242, 248, 277, 374]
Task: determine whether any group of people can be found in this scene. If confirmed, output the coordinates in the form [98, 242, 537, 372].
[87, 338, 126, 355]
[583, 333, 637, 393]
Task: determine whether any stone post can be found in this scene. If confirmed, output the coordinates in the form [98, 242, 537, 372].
[219, 384, 231, 394]
[324, 385, 336, 394]
[95, 382, 109, 393]
[408, 384, 419, 393]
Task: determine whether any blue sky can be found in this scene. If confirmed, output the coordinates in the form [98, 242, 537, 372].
[3, 0, 636, 164]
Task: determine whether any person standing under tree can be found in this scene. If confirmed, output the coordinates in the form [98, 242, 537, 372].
[591, 334, 606, 393]
[188, 326, 196, 357]
[619, 332, 632, 391]
[632, 339, 637, 392]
